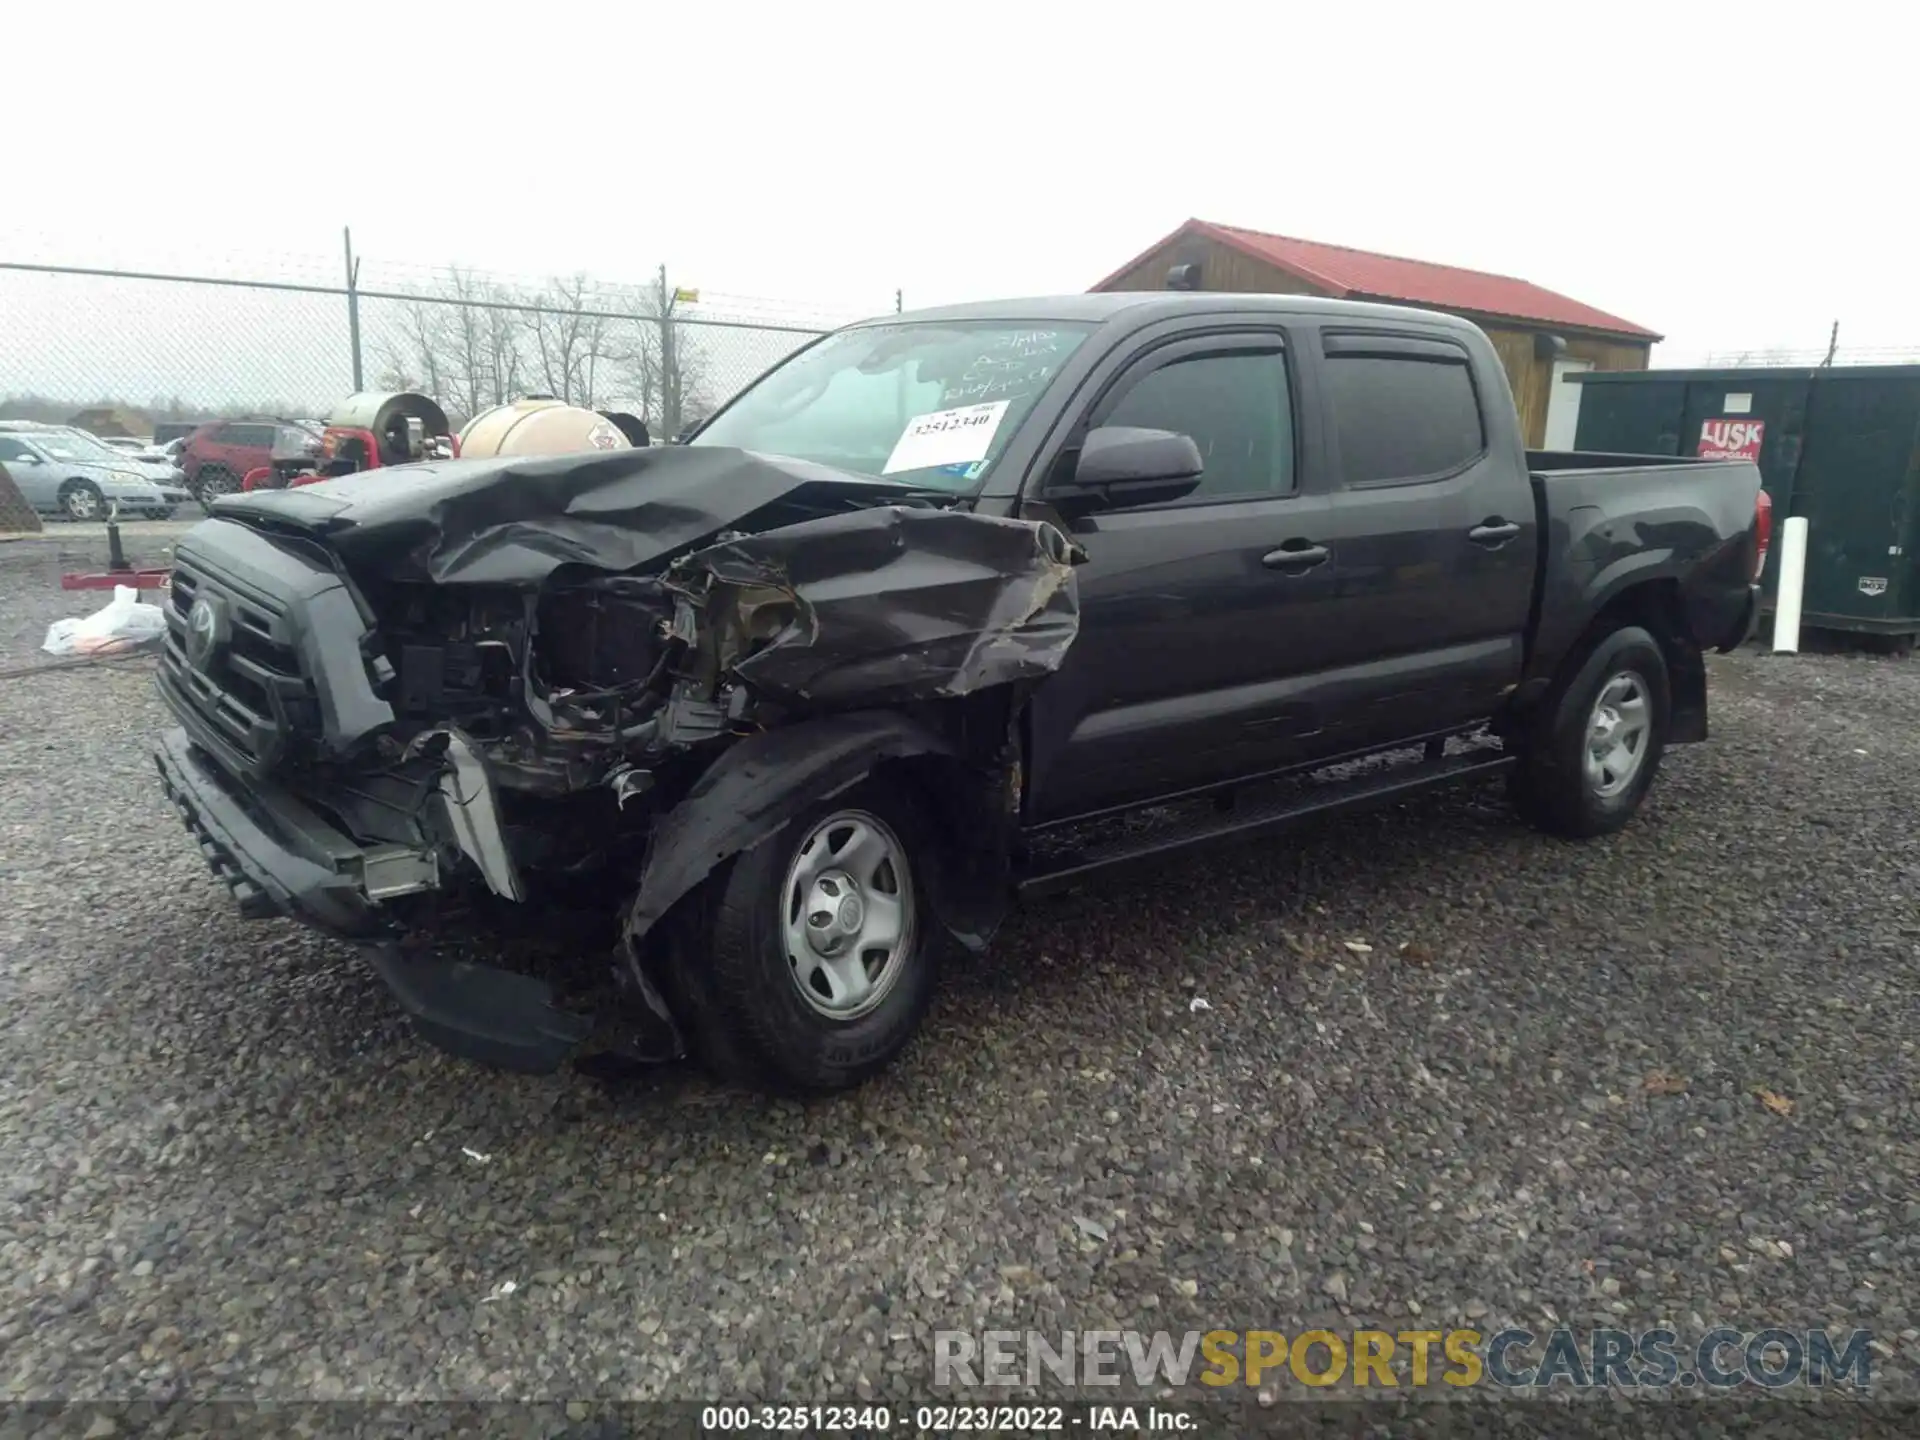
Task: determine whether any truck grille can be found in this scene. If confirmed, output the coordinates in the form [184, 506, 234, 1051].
[160, 556, 314, 773]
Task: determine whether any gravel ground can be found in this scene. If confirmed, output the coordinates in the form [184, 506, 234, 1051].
[1, 525, 1916, 1414]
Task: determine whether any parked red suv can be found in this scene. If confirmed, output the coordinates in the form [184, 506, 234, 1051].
[177, 419, 321, 503]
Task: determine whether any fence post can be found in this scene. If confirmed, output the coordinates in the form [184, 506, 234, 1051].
[343, 227, 364, 393]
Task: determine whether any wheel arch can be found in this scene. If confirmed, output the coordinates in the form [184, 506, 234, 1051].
[1587, 580, 1705, 745]
[623, 700, 1023, 962]
[1517, 580, 1704, 747]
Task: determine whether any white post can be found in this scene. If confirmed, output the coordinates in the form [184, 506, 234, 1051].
[1773, 516, 1810, 654]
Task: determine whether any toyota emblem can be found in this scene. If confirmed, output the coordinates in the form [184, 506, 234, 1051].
[186, 596, 222, 669]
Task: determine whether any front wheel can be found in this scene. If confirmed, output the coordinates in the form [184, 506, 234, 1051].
[667, 780, 940, 1093]
[1509, 624, 1671, 839]
[59, 480, 104, 521]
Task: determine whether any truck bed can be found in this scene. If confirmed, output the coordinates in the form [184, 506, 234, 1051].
[1525, 450, 1764, 683]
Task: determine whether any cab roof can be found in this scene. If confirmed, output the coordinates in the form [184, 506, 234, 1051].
[858, 290, 1490, 338]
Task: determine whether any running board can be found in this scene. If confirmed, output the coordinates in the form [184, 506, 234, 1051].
[1015, 749, 1515, 898]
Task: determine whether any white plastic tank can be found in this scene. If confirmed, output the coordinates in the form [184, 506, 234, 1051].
[458, 399, 632, 459]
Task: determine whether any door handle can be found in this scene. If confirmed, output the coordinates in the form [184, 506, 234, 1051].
[1263, 541, 1330, 571]
[1468, 519, 1521, 547]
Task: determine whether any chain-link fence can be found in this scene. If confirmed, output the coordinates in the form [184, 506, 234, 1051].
[0, 257, 885, 439]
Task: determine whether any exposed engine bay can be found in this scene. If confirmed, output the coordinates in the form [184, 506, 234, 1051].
[162, 444, 1080, 933]
[351, 484, 1078, 799]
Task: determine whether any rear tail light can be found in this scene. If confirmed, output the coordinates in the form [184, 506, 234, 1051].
[1753, 489, 1773, 581]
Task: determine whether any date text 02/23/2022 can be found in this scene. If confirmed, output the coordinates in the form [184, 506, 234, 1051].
[700, 1404, 1195, 1432]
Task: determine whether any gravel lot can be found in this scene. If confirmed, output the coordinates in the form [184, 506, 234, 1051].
[1, 522, 1916, 1414]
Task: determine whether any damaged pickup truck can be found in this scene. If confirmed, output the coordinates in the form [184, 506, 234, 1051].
[153, 292, 1767, 1093]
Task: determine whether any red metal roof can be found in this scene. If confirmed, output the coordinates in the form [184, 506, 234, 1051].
[1093, 219, 1662, 342]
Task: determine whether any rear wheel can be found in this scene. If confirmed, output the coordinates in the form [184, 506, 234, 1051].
[1509, 624, 1671, 839]
[664, 780, 940, 1093]
[59, 479, 104, 521]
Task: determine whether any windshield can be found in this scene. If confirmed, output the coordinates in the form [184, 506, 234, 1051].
[691, 320, 1093, 489]
[30, 430, 121, 463]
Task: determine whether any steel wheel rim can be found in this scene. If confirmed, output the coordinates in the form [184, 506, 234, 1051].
[1584, 671, 1651, 798]
[781, 808, 916, 1020]
[65, 487, 99, 519]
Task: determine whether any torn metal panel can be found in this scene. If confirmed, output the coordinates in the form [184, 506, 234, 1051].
[677, 506, 1081, 704]
[405, 727, 525, 901]
[209, 445, 938, 586]
[623, 710, 959, 948]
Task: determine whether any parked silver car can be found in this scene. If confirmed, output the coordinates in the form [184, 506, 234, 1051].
[0, 426, 191, 521]
[83, 432, 196, 487]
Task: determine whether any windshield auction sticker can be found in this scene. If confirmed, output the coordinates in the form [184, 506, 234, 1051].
[883, 401, 1011, 474]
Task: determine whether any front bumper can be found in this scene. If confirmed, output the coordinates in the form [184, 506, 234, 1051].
[154, 726, 426, 938]
[154, 727, 595, 1072]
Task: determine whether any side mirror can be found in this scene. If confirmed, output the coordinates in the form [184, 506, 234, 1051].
[18, 453, 44, 465]
[1047, 425, 1203, 513]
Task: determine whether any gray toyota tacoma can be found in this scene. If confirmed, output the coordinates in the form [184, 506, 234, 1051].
[153, 292, 1766, 1093]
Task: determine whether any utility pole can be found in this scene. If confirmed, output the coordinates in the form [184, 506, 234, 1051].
[895, 288, 903, 314]
[1821, 320, 1840, 368]
[657, 264, 679, 437]
[343, 227, 364, 392]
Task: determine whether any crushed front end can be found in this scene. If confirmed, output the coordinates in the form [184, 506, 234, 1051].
[151, 447, 1079, 1073]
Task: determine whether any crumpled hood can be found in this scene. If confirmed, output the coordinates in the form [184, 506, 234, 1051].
[207, 445, 933, 586]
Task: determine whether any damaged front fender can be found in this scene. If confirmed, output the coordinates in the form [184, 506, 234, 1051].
[623, 710, 962, 950]
[670, 506, 1082, 707]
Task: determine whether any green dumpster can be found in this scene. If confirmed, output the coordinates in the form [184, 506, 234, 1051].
[1573, 365, 1920, 644]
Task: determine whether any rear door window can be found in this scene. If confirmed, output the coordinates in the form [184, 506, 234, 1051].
[1325, 347, 1486, 485]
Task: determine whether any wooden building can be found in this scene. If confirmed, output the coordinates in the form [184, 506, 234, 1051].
[1093, 219, 1661, 449]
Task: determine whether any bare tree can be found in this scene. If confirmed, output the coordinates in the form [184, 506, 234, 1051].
[379, 298, 448, 400]
[527, 274, 613, 405]
[368, 270, 540, 420]
[481, 291, 527, 409]
[357, 265, 718, 425]
[440, 266, 493, 420]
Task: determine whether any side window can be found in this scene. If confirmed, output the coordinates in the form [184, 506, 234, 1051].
[0, 438, 32, 462]
[1101, 349, 1294, 500]
[1326, 353, 1485, 485]
[233, 424, 275, 447]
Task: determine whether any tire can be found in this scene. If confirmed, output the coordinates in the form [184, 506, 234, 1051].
[194, 466, 237, 501]
[59, 479, 104, 521]
[666, 779, 940, 1094]
[1509, 623, 1671, 839]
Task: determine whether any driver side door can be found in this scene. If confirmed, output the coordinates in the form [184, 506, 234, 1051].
[1023, 327, 1346, 822]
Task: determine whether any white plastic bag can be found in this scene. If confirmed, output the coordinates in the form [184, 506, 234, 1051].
[41, 584, 169, 658]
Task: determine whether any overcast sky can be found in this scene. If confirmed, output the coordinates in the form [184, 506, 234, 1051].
[5, 1, 1914, 368]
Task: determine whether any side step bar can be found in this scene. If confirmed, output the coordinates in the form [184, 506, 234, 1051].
[1016, 748, 1515, 898]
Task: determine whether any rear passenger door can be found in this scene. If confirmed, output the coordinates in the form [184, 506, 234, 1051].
[1304, 328, 1538, 748]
